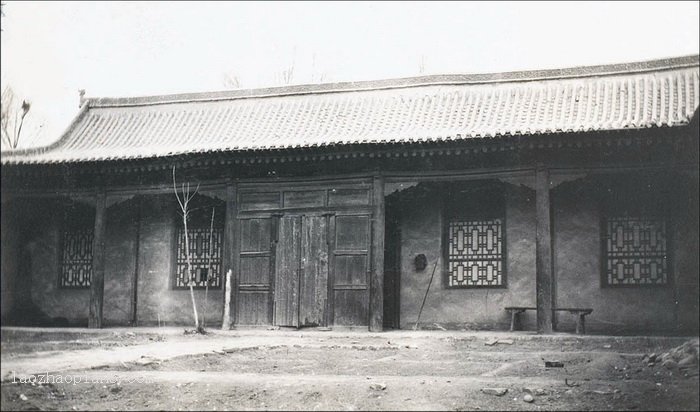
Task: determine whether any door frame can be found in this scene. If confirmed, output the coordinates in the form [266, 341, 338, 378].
[232, 178, 375, 328]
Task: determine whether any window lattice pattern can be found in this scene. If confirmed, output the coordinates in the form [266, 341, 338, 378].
[604, 217, 667, 285]
[175, 227, 223, 288]
[448, 219, 504, 287]
[60, 229, 93, 288]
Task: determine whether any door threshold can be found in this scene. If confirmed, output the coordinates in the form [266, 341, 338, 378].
[273, 326, 333, 331]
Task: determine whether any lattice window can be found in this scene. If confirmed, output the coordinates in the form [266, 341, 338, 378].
[175, 226, 223, 288]
[447, 219, 504, 287]
[60, 228, 94, 288]
[603, 216, 668, 286]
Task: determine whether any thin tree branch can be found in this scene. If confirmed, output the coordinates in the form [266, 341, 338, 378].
[172, 163, 204, 332]
[172, 166, 185, 210]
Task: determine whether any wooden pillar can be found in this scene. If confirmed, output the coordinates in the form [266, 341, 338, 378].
[535, 167, 554, 334]
[221, 182, 237, 329]
[131, 195, 142, 326]
[88, 191, 107, 328]
[370, 175, 385, 332]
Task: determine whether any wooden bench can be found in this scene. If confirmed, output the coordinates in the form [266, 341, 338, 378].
[505, 306, 593, 335]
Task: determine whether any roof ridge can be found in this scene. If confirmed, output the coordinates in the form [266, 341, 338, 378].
[0, 103, 91, 158]
[87, 55, 700, 108]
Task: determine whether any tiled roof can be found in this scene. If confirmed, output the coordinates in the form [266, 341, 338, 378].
[2, 55, 698, 165]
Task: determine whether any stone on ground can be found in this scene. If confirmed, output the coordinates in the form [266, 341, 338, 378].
[481, 388, 508, 396]
[651, 339, 699, 373]
[369, 383, 387, 391]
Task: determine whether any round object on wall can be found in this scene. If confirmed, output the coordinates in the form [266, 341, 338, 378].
[414, 254, 428, 271]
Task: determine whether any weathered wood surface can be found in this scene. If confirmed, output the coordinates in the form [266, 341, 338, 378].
[370, 175, 385, 332]
[270, 214, 330, 328]
[269, 216, 279, 325]
[383, 191, 401, 329]
[88, 191, 106, 328]
[237, 217, 272, 325]
[221, 183, 236, 329]
[237, 290, 271, 325]
[535, 167, 553, 334]
[131, 196, 142, 326]
[229, 181, 386, 328]
[326, 214, 337, 326]
[299, 215, 329, 326]
[332, 214, 370, 326]
[274, 216, 301, 327]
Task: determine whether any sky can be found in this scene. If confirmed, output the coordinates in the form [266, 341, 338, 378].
[1, 1, 699, 148]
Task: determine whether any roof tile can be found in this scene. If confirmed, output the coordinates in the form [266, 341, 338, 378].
[2, 56, 699, 165]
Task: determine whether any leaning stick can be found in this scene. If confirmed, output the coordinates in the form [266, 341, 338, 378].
[414, 258, 439, 331]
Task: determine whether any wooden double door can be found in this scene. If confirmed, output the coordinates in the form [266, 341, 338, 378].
[235, 184, 373, 328]
[236, 210, 371, 328]
[274, 214, 329, 327]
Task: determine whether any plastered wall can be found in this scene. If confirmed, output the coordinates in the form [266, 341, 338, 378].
[397, 175, 699, 334]
[552, 176, 699, 334]
[19, 196, 223, 327]
[398, 181, 537, 330]
[135, 196, 223, 326]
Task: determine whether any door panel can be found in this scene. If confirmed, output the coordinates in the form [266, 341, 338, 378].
[331, 214, 371, 326]
[238, 292, 270, 325]
[274, 216, 301, 327]
[333, 289, 369, 326]
[240, 218, 271, 252]
[299, 215, 328, 326]
[335, 215, 370, 250]
[237, 218, 273, 325]
[333, 255, 368, 285]
[239, 256, 271, 284]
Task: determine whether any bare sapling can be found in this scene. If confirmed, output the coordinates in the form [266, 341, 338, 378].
[172, 166, 201, 333]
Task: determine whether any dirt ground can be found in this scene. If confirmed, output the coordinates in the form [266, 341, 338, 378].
[1, 328, 698, 411]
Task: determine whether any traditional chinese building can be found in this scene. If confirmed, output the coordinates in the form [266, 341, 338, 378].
[2, 55, 698, 334]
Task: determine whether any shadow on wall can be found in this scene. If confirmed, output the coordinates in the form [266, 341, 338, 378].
[1, 198, 91, 328]
[2, 303, 79, 327]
